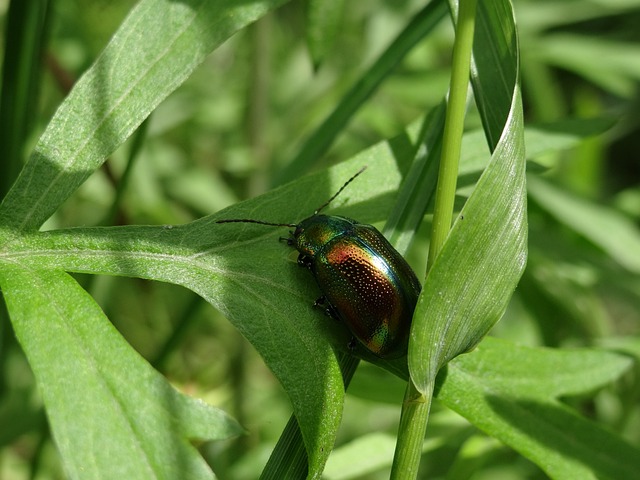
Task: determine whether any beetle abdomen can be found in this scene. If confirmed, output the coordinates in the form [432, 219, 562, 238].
[312, 226, 421, 358]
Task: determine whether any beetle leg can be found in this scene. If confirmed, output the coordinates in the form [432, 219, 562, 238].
[347, 337, 357, 352]
[313, 296, 338, 319]
[278, 236, 294, 246]
[297, 254, 313, 270]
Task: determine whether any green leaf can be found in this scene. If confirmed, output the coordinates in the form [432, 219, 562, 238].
[382, 115, 611, 246]
[516, 0, 639, 33]
[275, 0, 448, 185]
[531, 34, 640, 97]
[0, 389, 46, 447]
[528, 175, 640, 274]
[439, 338, 639, 480]
[0, 0, 287, 234]
[2, 156, 410, 476]
[599, 336, 640, 363]
[324, 408, 471, 479]
[383, 102, 446, 255]
[469, 0, 519, 150]
[0, 264, 242, 479]
[0, 0, 293, 475]
[409, 0, 528, 392]
[322, 433, 398, 479]
[0, 0, 51, 197]
[522, 117, 614, 164]
[306, 0, 344, 68]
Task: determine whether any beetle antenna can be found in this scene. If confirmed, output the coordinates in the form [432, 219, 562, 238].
[216, 218, 297, 228]
[314, 166, 367, 214]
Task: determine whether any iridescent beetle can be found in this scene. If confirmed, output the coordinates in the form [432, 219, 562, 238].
[217, 168, 421, 358]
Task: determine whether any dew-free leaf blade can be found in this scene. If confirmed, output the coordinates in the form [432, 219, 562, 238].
[438, 338, 638, 480]
[409, 0, 527, 393]
[2, 157, 408, 475]
[469, 0, 519, 149]
[523, 117, 614, 164]
[276, 0, 447, 185]
[0, 0, 287, 233]
[532, 35, 640, 97]
[410, 90, 527, 388]
[306, 0, 344, 68]
[447, 337, 633, 399]
[0, 264, 242, 479]
[528, 175, 640, 274]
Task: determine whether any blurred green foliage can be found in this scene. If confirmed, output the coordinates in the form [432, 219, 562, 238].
[0, 0, 639, 478]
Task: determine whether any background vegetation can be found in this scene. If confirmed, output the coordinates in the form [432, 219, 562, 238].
[0, 0, 639, 478]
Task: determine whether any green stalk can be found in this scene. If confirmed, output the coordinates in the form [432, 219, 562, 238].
[390, 378, 433, 478]
[428, 0, 477, 267]
[390, 0, 477, 477]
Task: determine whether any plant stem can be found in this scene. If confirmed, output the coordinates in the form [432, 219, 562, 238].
[391, 0, 477, 477]
[428, 0, 477, 267]
[390, 379, 433, 478]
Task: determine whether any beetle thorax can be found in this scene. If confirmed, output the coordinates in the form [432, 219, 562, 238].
[293, 215, 356, 257]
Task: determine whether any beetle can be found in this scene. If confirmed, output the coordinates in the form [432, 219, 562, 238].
[216, 168, 422, 358]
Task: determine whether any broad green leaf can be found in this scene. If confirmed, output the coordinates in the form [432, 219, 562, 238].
[0, 264, 242, 479]
[447, 338, 632, 399]
[0, 0, 296, 475]
[0, 0, 287, 234]
[409, 0, 527, 392]
[528, 175, 640, 274]
[439, 338, 638, 480]
[1, 156, 410, 476]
